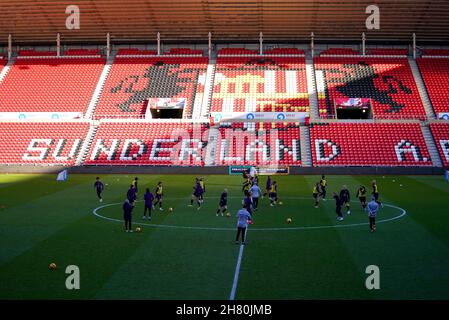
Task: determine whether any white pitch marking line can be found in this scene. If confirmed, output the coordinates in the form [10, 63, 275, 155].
[92, 197, 407, 232]
[229, 228, 248, 301]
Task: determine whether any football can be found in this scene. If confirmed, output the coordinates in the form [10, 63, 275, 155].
[49, 263, 57, 270]
[286, 218, 292, 224]
[226, 212, 231, 217]
[135, 227, 141, 232]
[279, 201, 283, 205]
[168, 207, 173, 213]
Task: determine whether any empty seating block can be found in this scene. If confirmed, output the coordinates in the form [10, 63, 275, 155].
[314, 57, 425, 119]
[211, 56, 309, 113]
[218, 48, 258, 56]
[320, 48, 360, 56]
[215, 122, 301, 166]
[310, 123, 431, 166]
[0, 122, 90, 165]
[0, 58, 105, 113]
[417, 58, 449, 115]
[430, 123, 449, 167]
[85, 122, 208, 166]
[94, 57, 208, 119]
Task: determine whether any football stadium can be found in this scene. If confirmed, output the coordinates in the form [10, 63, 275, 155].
[1, 0, 449, 306]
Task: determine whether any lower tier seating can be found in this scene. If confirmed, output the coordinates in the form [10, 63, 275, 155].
[430, 123, 449, 167]
[85, 122, 208, 166]
[309, 123, 432, 166]
[215, 122, 302, 166]
[0, 122, 90, 165]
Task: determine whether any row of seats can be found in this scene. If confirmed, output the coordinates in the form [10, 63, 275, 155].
[314, 57, 426, 119]
[0, 122, 90, 165]
[309, 123, 432, 166]
[430, 123, 449, 167]
[94, 57, 208, 119]
[211, 56, 309, 113]
[85, 122, 208, 166]
[320, 48, 360, 56]
[417, 58, 449, 115]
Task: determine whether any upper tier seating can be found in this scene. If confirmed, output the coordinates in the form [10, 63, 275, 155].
[93, 57, 208, 119]
[421, 49, 449, 57]
[117, 48, 158, 56]
[314, 57, 425, 119]
[319, 48, 360, 56]
[164, 48, 203, 56]
[309, 123, 431, 166]
[417, 58, 449, 115]
[18, 50, 57, 56]
[85, 122, 208, 166]
[430, 122, 449, 167]
[365, 48, 408, 56]
[264, 48, 305, 55]
[0, 57, 105, 113]
[218, 48, 259, 56]
[0, 121, 90, 165]
[211, 56, 309, 113]
[63, 49, 101, 56]
[215, 122, 302, 166]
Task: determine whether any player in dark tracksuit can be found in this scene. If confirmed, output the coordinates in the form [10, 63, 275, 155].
[123, 199, 134, 232]
[333, 192, 344, 221]
[142, 188, 154, 220]
[132, 177, 139, 194]
[243, 192, 254, 215]
[127, 185, 137, 205]
[154, 182, 164, 211]
[193, 180, 203, 210]
[356, 185, 367, 210]
[320, 175, 327, 200]
[339, 185, 351, 215]
[216, 189, 228, 217]
[94, 177, 104, 202]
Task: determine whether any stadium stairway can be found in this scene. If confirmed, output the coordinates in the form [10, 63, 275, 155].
[420, 123, 443, 167]
[75, 123, 99, 166]
[84, 51, 116, 119]
[305, 57, 319, 120]
[204, 125, 219, 166]
[409, 58, 436, 119]
[0, 56, 15, 84]
[200, 58, 216, 119]
[300, 126, 312, 167]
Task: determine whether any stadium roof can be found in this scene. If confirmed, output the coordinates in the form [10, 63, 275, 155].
[1, 0, 449, 44]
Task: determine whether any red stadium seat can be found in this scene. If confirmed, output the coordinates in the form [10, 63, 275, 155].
[430, 122, 449, 168]
[417, 58, 449, 115]
[309, 123, 432, 166]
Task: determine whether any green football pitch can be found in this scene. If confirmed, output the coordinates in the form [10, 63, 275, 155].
[0, 173, 448, 300]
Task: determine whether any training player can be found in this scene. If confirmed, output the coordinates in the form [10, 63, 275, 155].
[216, 189, 228, 217]
[340, 185, 351, 215]
[192, 179, 204, 210]
[333, 192, 344, 221]
[189, 178, 200, 207]
[199, 178, 206, 201]
[264, 176, 272, 197]
[372, 180, 383, 207]
[367, 196, 380, 232]
[132, 177, 139, 194]
[243, 191, 254, 214]
[235, 204, 252, 245]
[123, 198, 134, 233]
[142, 188, 154, 220]
[242, 175, 252, 196]
[94, 177, 104, 202]
[356, 185, 367, 210]
[127, 184, 137, 205]
[320, 175, 328, 200]
[154, 181, 164, 211]
[313, 182, 323, 208]
[249, 183, 262, 211]
[269, 181, 278, 207]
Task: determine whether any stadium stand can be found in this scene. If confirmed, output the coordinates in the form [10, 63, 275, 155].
[417, 58, 449, 116]
[365, 48, 408, 56]
[215, 122, 301, 166]
[210, 56, 309, 113]
[421, 49, 449, 57]
[18, 50, 57, 56]
[117, 48, 158, 56]
[84, 121, 208, 166]
[309, 122, 432, 166]
[164, 48, 203, 56]
[319, 48, 360, 56]
[0, 57, 105, 114]
[264, 48, 305, 55]
[0, 121, 90, 165]
[430, 122, 449, 167]
[63, 49, 101, 56]
[218, 48, 259, 56]
[314, 57, 426, 119]
[93, 57, 208, 119]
